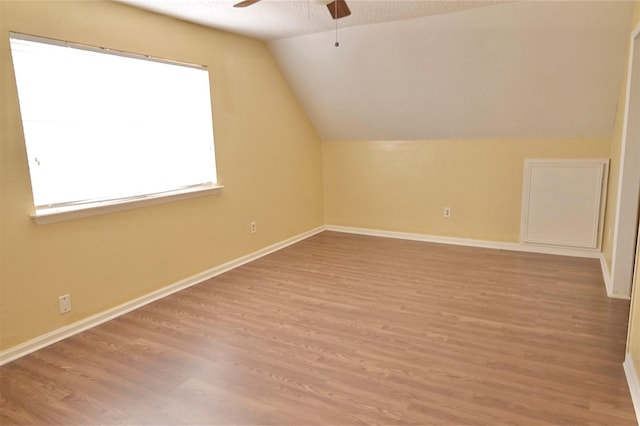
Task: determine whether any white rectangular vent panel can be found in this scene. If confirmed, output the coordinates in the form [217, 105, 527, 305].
[520, 159, 608, 249]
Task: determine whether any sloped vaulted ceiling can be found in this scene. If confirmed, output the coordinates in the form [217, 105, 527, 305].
[267, 1, 633, 141]
[119, 0, 633, 142]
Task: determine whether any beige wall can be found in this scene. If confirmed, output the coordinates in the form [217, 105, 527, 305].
[625, 0, 640, 384]
[630, 231, 640, 374]
[602, 1, 640, 269]
[323, 138, 610, 242]
[0, 1, 324, 350]
[597, 0, 640, 374]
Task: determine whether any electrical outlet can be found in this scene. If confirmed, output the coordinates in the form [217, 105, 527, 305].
[250, 221, 257, 234]
[444, 207, 452, 218]
[58, 294, 71, 314]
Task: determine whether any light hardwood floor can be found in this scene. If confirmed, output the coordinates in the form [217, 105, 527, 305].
[0, 231, 636, 425]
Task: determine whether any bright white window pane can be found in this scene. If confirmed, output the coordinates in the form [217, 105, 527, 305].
[9, 33, 217, 211]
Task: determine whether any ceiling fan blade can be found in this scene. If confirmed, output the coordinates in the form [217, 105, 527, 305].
[233, 0, 261, 8]
[327, 0, 351, 19]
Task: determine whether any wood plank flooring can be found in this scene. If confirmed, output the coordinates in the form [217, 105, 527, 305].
[0, 231, 636, 425]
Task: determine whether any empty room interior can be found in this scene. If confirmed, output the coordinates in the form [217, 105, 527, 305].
[2, 0, 640, 424]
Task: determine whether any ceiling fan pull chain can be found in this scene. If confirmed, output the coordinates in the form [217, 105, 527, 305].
[335, 1, 339, 47]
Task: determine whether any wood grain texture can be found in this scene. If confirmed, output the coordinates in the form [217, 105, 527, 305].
[0, 231, 635, 425]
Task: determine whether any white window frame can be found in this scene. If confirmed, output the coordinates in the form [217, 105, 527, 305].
[9, 33, 223, 225]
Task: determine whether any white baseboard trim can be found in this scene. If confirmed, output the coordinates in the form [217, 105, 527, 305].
[326, 226, 621, 298]
[600, 254, 613, 295]
[0, 224, 618, 365]
[0, 226, 325, 366]
[599, 254, 630, 300]
[326, 225, 602, 259]
[624, 354, 640, 426]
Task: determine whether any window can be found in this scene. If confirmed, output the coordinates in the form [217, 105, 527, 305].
[9, 33, 221, 224]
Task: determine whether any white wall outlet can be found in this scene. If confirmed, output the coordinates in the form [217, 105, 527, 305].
[444, 207, 452, 218]
[250, 221, 257, 234]
[58, 294, 71, 314]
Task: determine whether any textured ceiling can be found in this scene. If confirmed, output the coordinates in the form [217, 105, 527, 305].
[117, 0, 507, 40]
[268, 0, 633, 140]
[119, 0, 633, 141]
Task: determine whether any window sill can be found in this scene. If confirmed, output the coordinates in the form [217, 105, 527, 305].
[31, 184, 224, 225]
